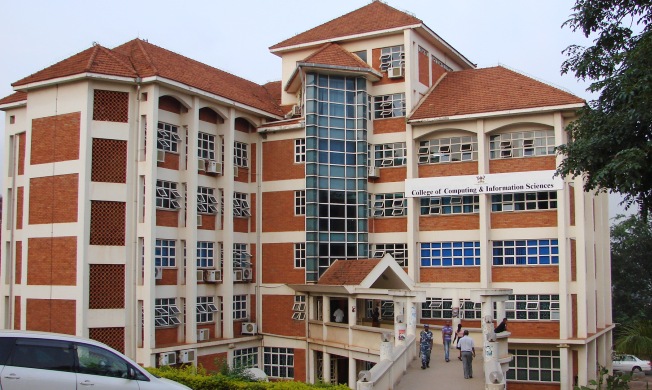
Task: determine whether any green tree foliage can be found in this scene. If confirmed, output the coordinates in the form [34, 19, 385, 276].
[574, 366, 631, 390]
[611, 214, 652, 323]
[615, 320, 652, 358]
[557, 1, 652, 216]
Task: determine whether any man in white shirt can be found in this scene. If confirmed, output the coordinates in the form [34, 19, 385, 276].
[456, 330, 475, 379]
[333, 306, 344, 323]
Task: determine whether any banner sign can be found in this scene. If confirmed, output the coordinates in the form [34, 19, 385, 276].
[405, 170, 563, 198]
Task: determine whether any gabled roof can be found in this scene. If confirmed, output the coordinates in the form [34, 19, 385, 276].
[302, 43, 374, 69]
[318, 259, 380, 285]
[270, 1, 421, 51]
[9, 39, 283, 117]
[410, 66, 584, 121]
[316, 254, 415, 291]
[0, 92, 27, 106]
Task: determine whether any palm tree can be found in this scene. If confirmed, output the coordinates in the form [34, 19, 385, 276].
[615, 320, 652, 358]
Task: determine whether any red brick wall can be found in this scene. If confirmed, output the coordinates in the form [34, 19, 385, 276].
[235, 167, 249, 183]
[16, 186, 23, 229]
[159, 96, 185, 114]
[262, 295, 305, 337]
[372, 167, 405, 183]
[156, 209, 179, 227]
[234, 217, 249, 233]
[418, 47, 429, 86]
[489, 156, 556, 173]
[26, 298, 76, 335]
[262, 191, 304, 232]
[371, 48, 403, 86]
[17, 133, 25, 175]
[251, 143, 257, 183]
[420, 267, 480, 283]
[92, 90, 129, 122]
[508, 321, 559, 339]
[294, 348, 306, 382]
[262, 243, 305, 284]
[14, 296, 20, 330]
[431, 61, 446, 86]
[29, 174, 78, 224]
[198, 214, 216, 231]
[155, 327, 178, 347]
[570, 239, 577, 282]
[156, 268, 178, 286]
[373, 118, 405, 134]
[197, 351, 227, 373]
[15, 241, 22, 284]
[369, 217, 407, 233]
[90, 201, 126, 246]
[235, 118, 254, 133]
[492, 266, 559, 282]
[491, 211, 558, 229]
[199, 107, 223, 124]
[250, 193, 257, 233]
[89, 327, 125, 353]
[419, 215, 480, 231]
[418, 161, 478, 177]
[262, 139, 304, 181]
[157, 152, 180, 170]
[91, 139, 127, 183]
[506, 383, 560, 390]
[569, 185, 575, 226]
[571, 294, 577, 338]
[27, 237, 77, 285]
[31, 112, 80, 164]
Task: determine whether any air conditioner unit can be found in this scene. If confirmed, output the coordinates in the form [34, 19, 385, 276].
[388, 67, 404, 79]
[241, 322, 257, 335]
[233, 269, 243, 282]
[204, 270, 222, 283]
[292, 104, 301, 116]
[233, 166, 239, 177]
[197, 329, 209, 341]
[206, 160, 222, 174]
[178, 349, 196, 363]
[159, 351, 177, 366]
[242, 267, 253, 281]
[154, 266, 163, 280]
[368, 166, 379, 178]
[197, 159, 206, 171]
[196, 215, 202, 227]
[196, 270, 205, 282]
[156, 150, 166, 162]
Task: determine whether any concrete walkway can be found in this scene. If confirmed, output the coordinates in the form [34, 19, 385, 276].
[395, 344, 485, 390]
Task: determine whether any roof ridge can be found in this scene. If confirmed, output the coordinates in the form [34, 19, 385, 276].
[408, 71, 449, 120]
[98, 45, 138, 76]
[84, 45, 101, 73]
[134, 39, 159, 76]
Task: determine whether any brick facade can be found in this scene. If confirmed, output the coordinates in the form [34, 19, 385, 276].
[91, 138, 127, 183]
[373, 117, 405, 134]
[262, 191, 304, 232]
[508, 321, 559, 339]
[419, 214, 480, 231]
[372, 166, 405, 182]
[156, 209, 179, 227]
[491, 210, 558, 229]
[261, 295, 305, 337]
[16, 186, 22, 229]
[89, 264, 125, 309]
[26, 298, 76, 335]
[31, 112, 80, 164]
[90, 201, 126, 246]
[369, 217, 407, 233]
[262, 139, 304, 181]
[27, 236, 77, 285]
[492, 266, 559, 283]
[420, 267, 480, 283]
[261, 243, 306, 284]
[29, 174, 78, 224]
[418, 161, 478, 177]
[489, 156, 556, 173]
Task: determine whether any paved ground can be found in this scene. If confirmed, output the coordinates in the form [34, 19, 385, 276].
[395, 344, 485, 390]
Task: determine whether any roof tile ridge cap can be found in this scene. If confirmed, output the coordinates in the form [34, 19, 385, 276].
[407, 71, 450, 120]
[135, 39, 159, 76]
[84, 45, 101, 73]
[98, 45, 139, 76]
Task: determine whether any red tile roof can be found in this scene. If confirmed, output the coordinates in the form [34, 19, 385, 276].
[318, 259, 380, 285]
[302, 43, 373, 70]
[11, 39, 283, 117]
[262, 81, 283, 107]
[270, 1, 421, 50]
[410, 66, 585, 120]
[0, 92, 27, 105]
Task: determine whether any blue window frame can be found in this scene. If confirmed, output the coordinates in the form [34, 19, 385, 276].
[420, 241, 480, 267]
[492, 239, 559, 265]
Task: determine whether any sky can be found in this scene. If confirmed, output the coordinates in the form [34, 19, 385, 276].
[0, 0, 634, 220]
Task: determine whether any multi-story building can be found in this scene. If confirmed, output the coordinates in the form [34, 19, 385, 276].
[0, 2, 612, 389]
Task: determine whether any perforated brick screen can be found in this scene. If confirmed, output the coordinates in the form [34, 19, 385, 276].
[89, 264, 125, 309]
[93, 90, 128, 122]
[91, 138, 127, 183]
[90, 201, 126, 246]
[89, 327, 125, 353]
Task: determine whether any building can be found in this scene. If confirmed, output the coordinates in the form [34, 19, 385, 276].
[0, 2, 612, 389]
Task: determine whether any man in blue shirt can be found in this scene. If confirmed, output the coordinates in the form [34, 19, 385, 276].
[457, 330, 476, 379]
[420, 324, 434, 369]
[441, 321, 453, 362]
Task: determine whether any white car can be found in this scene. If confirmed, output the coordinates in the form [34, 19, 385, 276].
[0, 330, 191, 390]
[612, 353, 652, 373]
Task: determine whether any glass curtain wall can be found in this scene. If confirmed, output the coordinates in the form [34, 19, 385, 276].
[304, 73, 369, 281]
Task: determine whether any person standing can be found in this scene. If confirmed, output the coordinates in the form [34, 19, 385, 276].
[371, 307, 380, 327]
[457, 330, 475, 379]
[441, 321, 453, 362]
[419, 324, 434, 369]
[333, 305, 344, 323]
[452, 323, 464, 361]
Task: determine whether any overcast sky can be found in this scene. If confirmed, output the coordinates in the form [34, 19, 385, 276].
[0, 0, 633, 220]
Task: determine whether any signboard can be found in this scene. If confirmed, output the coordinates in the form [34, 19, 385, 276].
[405, 170, 563, 198]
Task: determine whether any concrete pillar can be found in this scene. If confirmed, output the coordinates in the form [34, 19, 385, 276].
[348, 357, 357, 389]
[323, 351, 331, 384]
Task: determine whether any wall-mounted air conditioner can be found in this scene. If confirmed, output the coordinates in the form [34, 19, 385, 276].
[196, 270, 205, 282]
[156, 150, 166, 162]
[159, 351, 176, 366]
[234, 269, 243, 282]
[154, 266, 163, 280]
[242, 267, 253, 281]
[292, 104, 301, 116]
[368, 166, 379, 178]
[197, 159, 206, 171]
[388, 67, 404, 79]
[197, 329, 209, 341]
[241, 322, 257, 335]
[206, 160, 222, 174]
[179, 349, 196, 363]
[204, 270, 222, 283]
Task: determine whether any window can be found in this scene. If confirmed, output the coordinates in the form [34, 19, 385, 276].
[156, 180, 181, 210]
[292, 295, 306, 320]
[372, 143, 406, 167]
[371, 243, 408, 267]
[233, 294, 248, 320]
[157, 122, 181, 152]
[489, 130, 555, 159]
[197, 242, 214, 268]
[491, 191, 557, 212]
[421, 298, 453, 319]
[371, 193, 406, 217]
[76, 343, 131, 378]
[10, 339, 75, 371]
[420, 195, 479, 215]
[507, 349, 560, 382]
[155, 239, 176, 267]
[460, 299, 482, 319]
[233, 192, 251, 217]
[418, 136, 478, 164]
[197, 132, 216, 160]
[432, 54, 453, 72]
[502, 294, 560, 320]
[197, 296, 218, 323]
[295, 139, 306, 163]
[233, 243, 251, 268]
[373, 93, 405, 118]
[155, 298, 181, 327]
[197, 187, 218, 214]
[420, 241, 480, 267]
[234, 141, 248, 167]
[294, 243, 306, 268]
[233, 347, 259, 369]
[294, 190, 306, 215]
[263, 347, 294, 379]
[353, 50, 367, 63]
[492, 239, 559, 265]
[379, 45, 404, 71]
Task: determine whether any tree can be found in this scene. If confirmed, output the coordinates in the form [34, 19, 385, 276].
[614, 320, 652, 358]
[557, 1, 652, 216]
